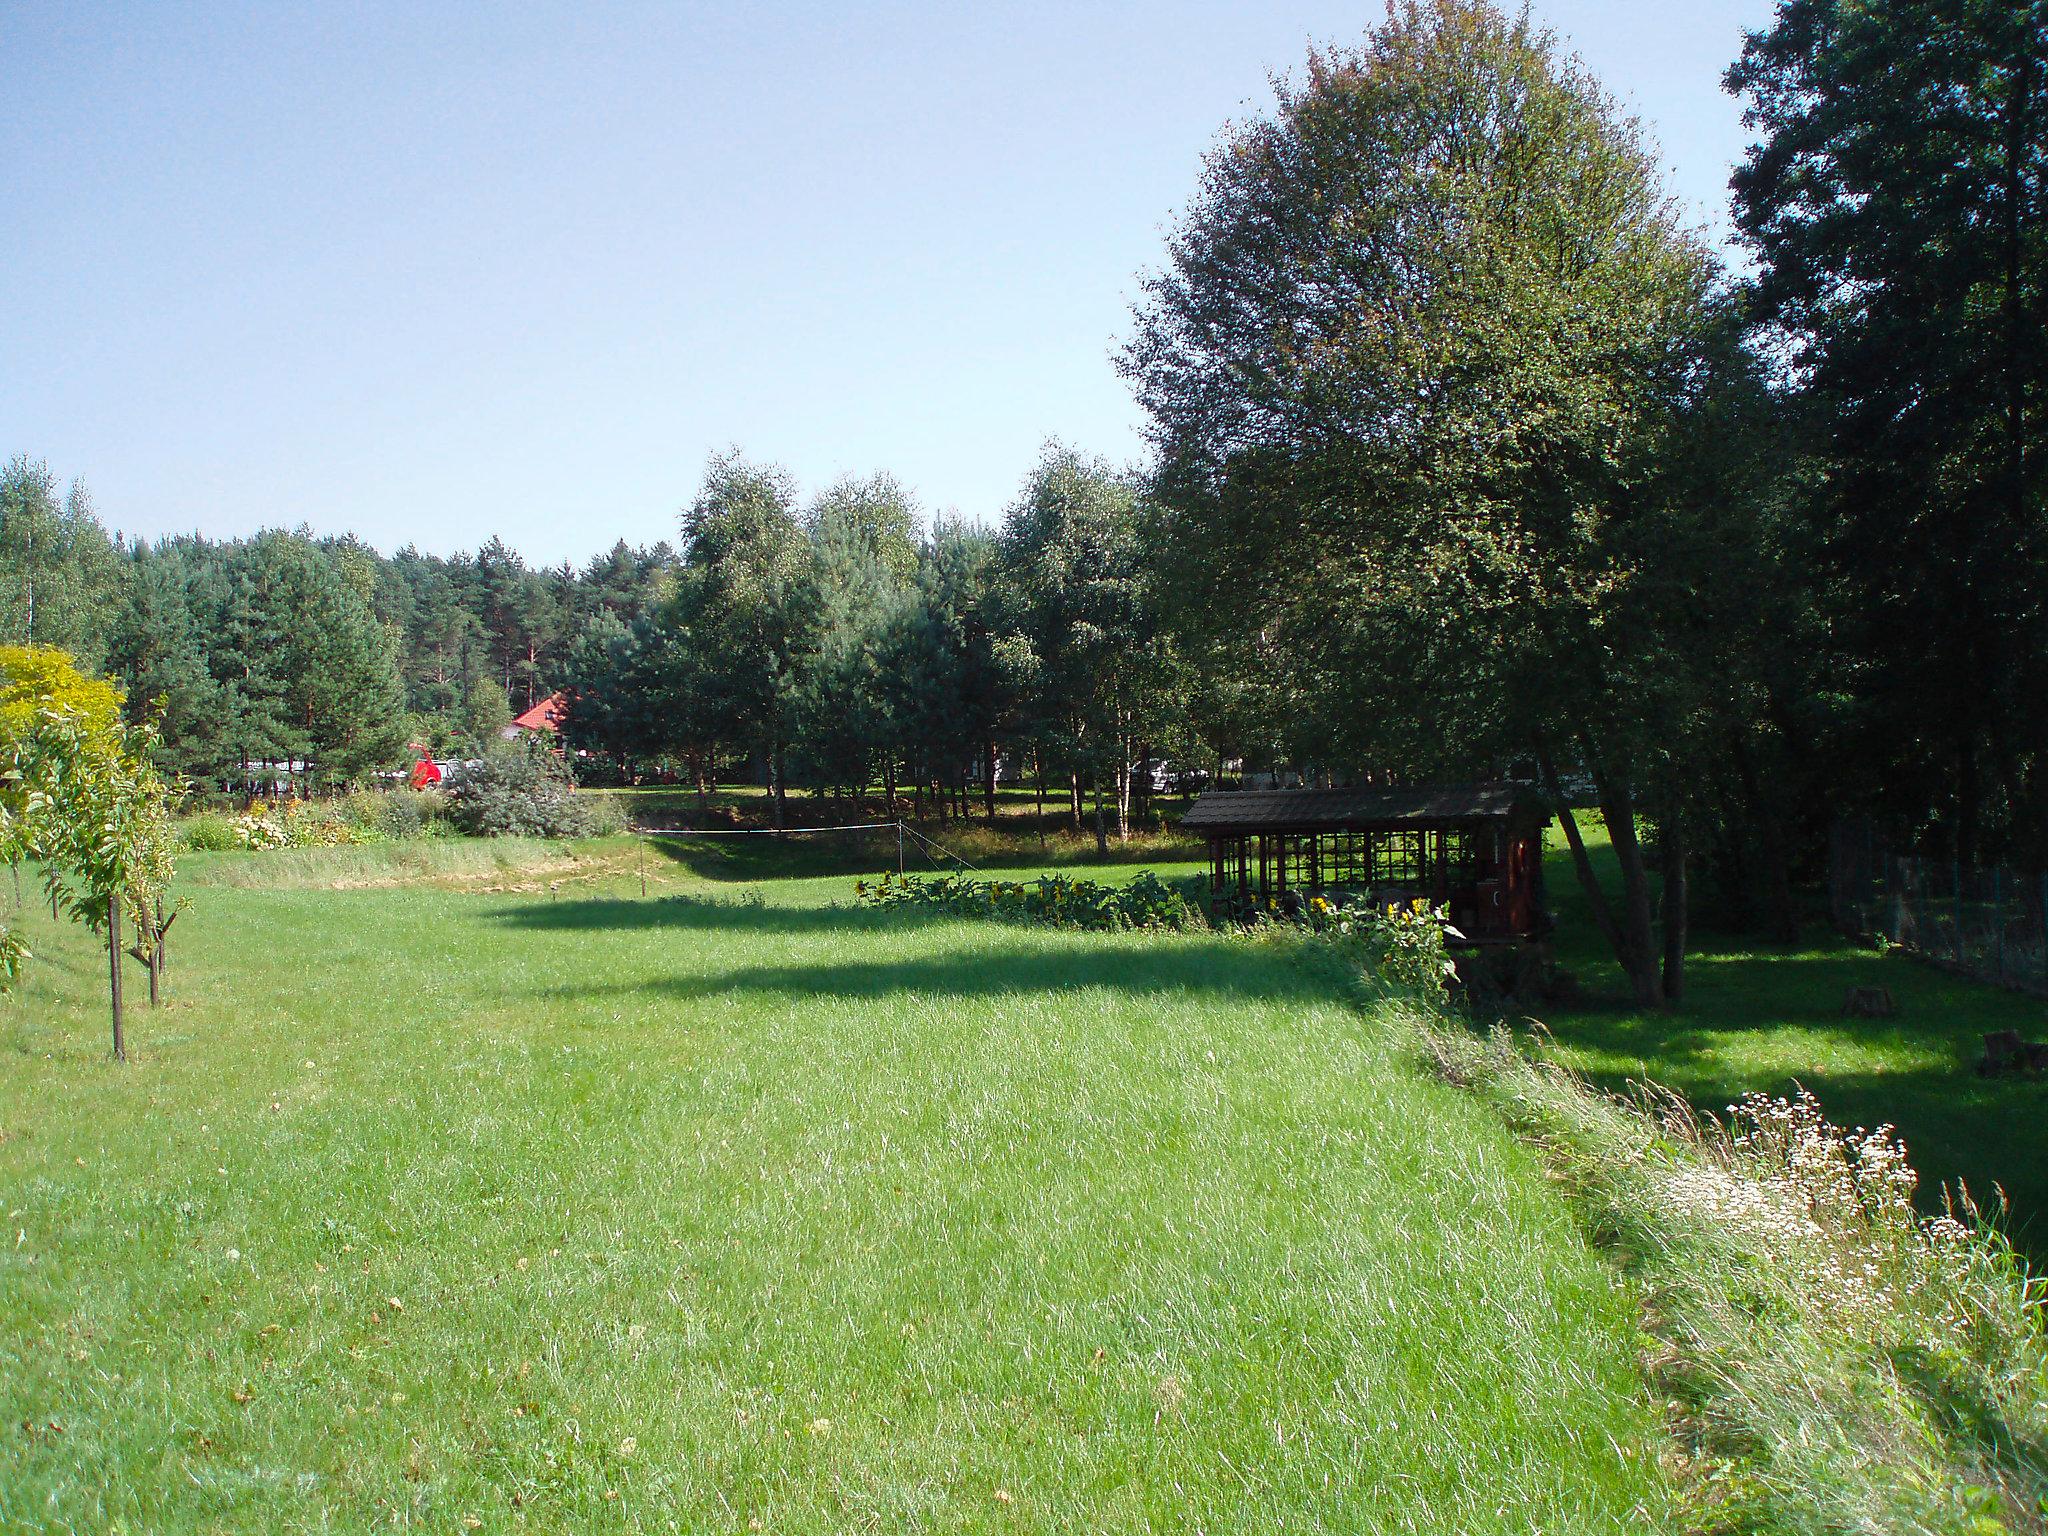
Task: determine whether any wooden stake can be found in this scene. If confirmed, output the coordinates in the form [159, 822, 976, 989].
[108, 895, 125, 1062]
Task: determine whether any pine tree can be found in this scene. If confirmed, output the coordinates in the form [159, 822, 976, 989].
[676, 452, 818, 826]
[106, 547, 224, 778]
[1730, 0, 2048, 866]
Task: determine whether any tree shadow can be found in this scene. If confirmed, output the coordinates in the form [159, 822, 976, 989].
[1536, 834, 2048, 1261]
[637, 833, 899, 884]
[538, 942, 1320, 1008]
[500, 892, 891, 936]
[498, 892, 1324, 1009]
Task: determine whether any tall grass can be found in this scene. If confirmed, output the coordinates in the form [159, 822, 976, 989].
[1402, 1007, 2048, 1533]
[0, 851, 1677, 1532]
[175, 836, 622, 889]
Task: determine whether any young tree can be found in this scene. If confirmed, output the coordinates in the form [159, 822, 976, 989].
[1123, 0, 1723, 1003]
[0, 646, 176, 1054]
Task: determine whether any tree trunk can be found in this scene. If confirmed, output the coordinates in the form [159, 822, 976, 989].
[695, 757, 709, 824]
[1542, 750, 1660, 1007]
[984, 740, 997, 824]
[1541, 751, 1624, 954]
[1589, 763, 1664, 1009]
[1033, 751, 1047, 848]
[1660, 813, 1688, 1007]
[1068, 773, 1083, 835]
[771, 744, 787, 829]
[108, 896, 125, 1062]
[1092, 777, 1108, 857]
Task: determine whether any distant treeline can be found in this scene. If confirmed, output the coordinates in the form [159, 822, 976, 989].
[0, 452, 672, 788]
[0, 445, 1204, 849]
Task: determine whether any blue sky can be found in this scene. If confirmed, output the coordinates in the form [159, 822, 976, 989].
[2, 0, 1775, 566]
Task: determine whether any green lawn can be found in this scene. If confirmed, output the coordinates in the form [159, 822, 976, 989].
[0, 839, 1676, 1533]
[1534, 826, 2048, 1260]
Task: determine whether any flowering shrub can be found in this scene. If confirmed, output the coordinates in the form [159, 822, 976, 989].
[232, 799, 360, 848]
[854, 870, 1199, 931]
[1297, 895, 1459, 1000]
[233, 804, 296, 849]
[192, 791, 452, 852]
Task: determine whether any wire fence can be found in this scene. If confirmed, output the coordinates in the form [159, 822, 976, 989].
[632, 819, 979, 873]
[1828, 822, 2048, 996]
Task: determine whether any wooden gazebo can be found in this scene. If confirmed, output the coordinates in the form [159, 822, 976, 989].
[1180, 782, 1550, 944]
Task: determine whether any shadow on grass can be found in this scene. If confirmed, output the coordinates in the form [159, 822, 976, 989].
[1890, 1344, 2048, 1485]
[1536, 834, 2048, 1262]
[532, 942, 1318, 1008]
[636, 828, 1203, 886]
[502, 892, 886, 936]
[638, 834, 901, 884]
[499, 893, 1323, 1009]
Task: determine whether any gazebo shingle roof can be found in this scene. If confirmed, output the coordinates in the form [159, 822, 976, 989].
[1179, 782, 1538, 834]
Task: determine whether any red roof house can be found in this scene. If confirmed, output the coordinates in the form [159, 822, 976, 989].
[509, 691, 570, 735]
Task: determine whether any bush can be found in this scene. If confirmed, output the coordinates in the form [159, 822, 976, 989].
[576, 789, 627, 837]
[1294, 895, 1459, 999]
[181, 790, 454, 852]
[178, 812, 241, 852]
[444, 742, 601, 839]
[340, 787, 447, 842]
[854, 869, 1200, 931]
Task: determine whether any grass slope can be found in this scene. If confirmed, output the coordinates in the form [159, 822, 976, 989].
[1535, 826, 2048, 1259]
[0, 843, 1675, 1532]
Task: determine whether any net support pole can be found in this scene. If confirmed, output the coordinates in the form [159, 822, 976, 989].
[108, 894, 125, 1063]
[897, 820, 905, 877]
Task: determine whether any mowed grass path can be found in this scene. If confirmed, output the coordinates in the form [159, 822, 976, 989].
[1, 845, 1674, 1533]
